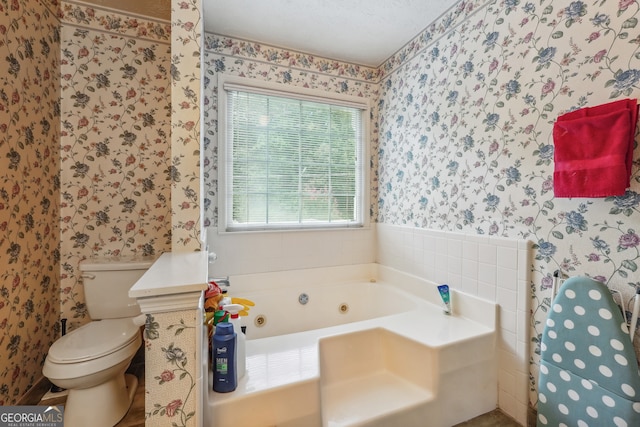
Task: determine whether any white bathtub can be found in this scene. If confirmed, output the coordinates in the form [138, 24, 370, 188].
[205, 264, 497, 427]
[240, 280, 418, 340]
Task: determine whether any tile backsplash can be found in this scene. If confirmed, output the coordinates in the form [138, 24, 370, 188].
[207, 227, 376, 277]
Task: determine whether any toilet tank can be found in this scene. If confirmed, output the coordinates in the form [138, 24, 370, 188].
[79, 256, 156, 320]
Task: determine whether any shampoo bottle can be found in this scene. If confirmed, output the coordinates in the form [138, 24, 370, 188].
[223, 304, 246, 379]
[212, 322, 237, 393]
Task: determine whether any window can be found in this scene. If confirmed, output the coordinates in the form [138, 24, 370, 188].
[218, 75, 369, 232]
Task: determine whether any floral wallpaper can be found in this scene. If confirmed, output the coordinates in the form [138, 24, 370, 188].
[58, 2, 172, 326]
[0, 0, 204, 411]
[170, 0, 203, 251]
[376, 0, 640, 410]
[0, 0, 61, 405]
[138, 1, 205, 426]
[144, 309, 200, 427]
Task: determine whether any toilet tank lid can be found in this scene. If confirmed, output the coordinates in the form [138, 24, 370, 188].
[79, 255, 157, 271]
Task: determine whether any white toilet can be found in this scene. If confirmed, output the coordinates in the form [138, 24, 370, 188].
[43, 256, 155, 427]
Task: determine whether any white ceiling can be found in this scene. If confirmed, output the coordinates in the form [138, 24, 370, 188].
[77, 0, 458, 68]
[205, 0, 458, 67]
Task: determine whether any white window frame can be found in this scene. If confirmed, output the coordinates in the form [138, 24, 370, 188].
[217, 74, 370, 233]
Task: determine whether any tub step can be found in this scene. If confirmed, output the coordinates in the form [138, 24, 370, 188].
[322, 370, 435, 427]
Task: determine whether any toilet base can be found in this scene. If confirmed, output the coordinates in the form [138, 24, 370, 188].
[64, 373, 138, 427]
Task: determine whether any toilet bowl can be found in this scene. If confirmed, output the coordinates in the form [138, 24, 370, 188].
[43, 318, 144, 427]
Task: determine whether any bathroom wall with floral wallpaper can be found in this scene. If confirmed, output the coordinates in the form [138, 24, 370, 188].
[375, 0, 640, 410]
[0, 0, 199, 409]
[203, 0, 640, 416]
[4, 0, 638, 417]
[58, 2, 172, 327]
[0, 0, 61, 405]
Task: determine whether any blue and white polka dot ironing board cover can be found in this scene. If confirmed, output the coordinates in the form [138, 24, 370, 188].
[537, 276, 640, 426]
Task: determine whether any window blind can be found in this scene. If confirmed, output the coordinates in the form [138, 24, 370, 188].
[223, 85, 366, 231]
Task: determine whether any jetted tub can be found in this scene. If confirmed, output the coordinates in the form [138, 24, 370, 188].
[241, 279, 418, 340]
[205, 263, 498, 427]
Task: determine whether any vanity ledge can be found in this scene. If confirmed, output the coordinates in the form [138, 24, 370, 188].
[129, 251, 209, 299]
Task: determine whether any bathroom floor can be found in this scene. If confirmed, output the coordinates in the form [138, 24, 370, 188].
[454, 409, 522, 426]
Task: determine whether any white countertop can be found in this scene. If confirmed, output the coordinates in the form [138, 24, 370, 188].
[129, 251, 209, 298]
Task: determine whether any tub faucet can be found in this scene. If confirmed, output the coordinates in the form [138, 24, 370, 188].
[212, 276, 230, 288]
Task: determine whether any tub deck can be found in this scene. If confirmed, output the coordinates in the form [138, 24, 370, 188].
[205, 265, 497, 427]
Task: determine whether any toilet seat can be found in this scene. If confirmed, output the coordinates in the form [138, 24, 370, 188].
[48, 318, 140, 364]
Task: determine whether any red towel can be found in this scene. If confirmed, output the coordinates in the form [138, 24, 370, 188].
[553, 99, 637, 198]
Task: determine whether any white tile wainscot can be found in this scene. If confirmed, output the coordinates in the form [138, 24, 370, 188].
[376, 223, 531, 426]
[129, 251, 209, 427]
